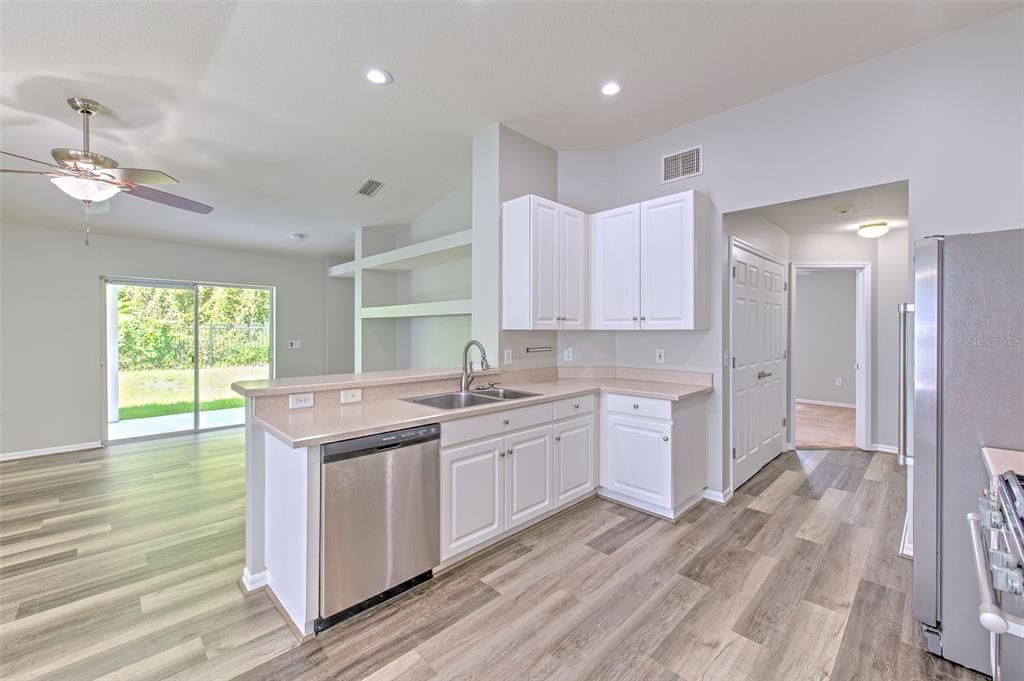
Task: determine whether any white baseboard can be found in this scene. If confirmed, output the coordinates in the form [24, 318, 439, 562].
[870, 443, 899, 454]
[241, 567, 269, 592]
[0, 441, 102, 461]
[795, 399, 855, 409]
[702, 487, 734, 505]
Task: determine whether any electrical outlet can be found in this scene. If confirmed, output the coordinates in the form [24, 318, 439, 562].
[288, 339, 302, 349]
[504, 348, 513, 365]
[655, 348, 665, 364]
[563, 346, 574, 362]
[340, 388, 362, 404]
[835, 378, 843, 386]
[288, 392, 314, 409]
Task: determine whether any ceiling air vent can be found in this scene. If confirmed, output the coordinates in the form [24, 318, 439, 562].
[662, 145, 702, 184]
[357, 179, 385, 197]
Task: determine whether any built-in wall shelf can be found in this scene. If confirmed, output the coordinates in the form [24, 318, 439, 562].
[360, 299, 472, 319]
[328, 229, 471, 279]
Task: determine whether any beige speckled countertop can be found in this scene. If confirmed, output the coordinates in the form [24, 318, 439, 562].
[232, 366, 499, 397]
[254, 377, 713, 449]
[982, 446, 1024, 478]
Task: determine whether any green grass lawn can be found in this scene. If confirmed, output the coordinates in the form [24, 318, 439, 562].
[117, 365, 268, 420]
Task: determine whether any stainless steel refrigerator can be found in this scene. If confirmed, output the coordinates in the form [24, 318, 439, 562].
[912, 228, 1024, 676]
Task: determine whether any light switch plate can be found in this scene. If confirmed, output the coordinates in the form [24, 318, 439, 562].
[655, 349, 665, 364]
[340, 388, 362, 404]
[288, 340, 302, 349]
[504, 348, 513, 365]
[288, 392, 314, 409]
[563, 346, 574, 362]
[835, 378, 843, 386]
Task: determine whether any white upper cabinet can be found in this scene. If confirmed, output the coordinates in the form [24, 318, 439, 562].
[590, 204, 642, 330]
[591, 190, 709, 331]
[502, 195, 587, 331]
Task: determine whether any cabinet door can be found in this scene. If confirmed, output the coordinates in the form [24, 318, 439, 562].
[559, 207, 587, 330]
[531, 197, 560, 330]
[640, 192, 695, 330]
[441, 436, 504, 560]
[590, 204, 641, 330]
[602, 414, 672, 508]
[554, 416, 595, 506]
[504, 425, 554, 530]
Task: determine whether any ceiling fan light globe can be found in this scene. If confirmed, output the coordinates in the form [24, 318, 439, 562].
[856, 221, 890, 239]
[51, 176, 121, 203]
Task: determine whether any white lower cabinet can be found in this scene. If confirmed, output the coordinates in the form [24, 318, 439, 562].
[505, 426, 554, 530]
[603, 414, 671, 508]
[554, 416, 595, 506]
[441, 407, 596, 561]
[440, 436, 505, 559]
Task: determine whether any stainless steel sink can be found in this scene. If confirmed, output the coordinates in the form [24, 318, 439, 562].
[473, 388, 541, 400]
[404, 392, 500, 410]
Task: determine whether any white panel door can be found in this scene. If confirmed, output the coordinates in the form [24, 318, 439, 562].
[732, 246, 788, 489]
[505, 426, 554, 530]
[531, 197, 560, 330]
[640, 192, 695, 330]
[603, 414, 672, 507]
[590, 204, 641, 330]
[441, 436, 504, 560]
[553, 416, 594, 506]
[559, 207, 587, 330]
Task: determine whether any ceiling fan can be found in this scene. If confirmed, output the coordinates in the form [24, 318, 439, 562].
[1, 97, 213, 214]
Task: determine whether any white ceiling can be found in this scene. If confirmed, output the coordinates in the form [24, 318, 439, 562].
[753, 181, 909, 234]
[0, 2, 1014, 257]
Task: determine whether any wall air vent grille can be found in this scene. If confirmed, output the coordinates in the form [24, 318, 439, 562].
[662, 146, 702, 184]
[357, 179, 385, 197]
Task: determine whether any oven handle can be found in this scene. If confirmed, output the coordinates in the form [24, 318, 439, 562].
[968, 512, 1024, 680]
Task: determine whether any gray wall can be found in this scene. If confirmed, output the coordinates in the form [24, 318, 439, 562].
[793, 270, 857, 405]
[0, 222, 351, 454]
[549, 9, 1020, 494]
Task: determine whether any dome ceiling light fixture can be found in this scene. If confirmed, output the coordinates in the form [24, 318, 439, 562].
[857, 221, 891, 238]
[601, 81, 622, 96]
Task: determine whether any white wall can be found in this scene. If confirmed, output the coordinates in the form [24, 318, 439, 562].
[553, 9, 1022, 494]
[793, 270, 857, 404]
[0, 222, 348, 454]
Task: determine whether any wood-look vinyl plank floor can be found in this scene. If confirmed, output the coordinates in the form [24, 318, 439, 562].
[0, 432, 987, 681]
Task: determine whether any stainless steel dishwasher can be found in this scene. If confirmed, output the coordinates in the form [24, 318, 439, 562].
[317, 423, 440, 633]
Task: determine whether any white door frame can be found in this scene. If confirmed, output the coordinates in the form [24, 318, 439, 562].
[788, 262, 872, 451]
[727, 237, 790, 493]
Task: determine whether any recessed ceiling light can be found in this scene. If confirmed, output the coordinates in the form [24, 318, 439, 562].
[857, 221, 890, 239]
[365, 68, 393, 85]
[601, 81, 621, 96]
[290, 233, 308, 241]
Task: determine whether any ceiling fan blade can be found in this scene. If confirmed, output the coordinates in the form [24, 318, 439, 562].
[1, 150, 69, 172]
[100, 168, 179, 185]
[123, 184, 213, 214]
[0, 168, 60, 177]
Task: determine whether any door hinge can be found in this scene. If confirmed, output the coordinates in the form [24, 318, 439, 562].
[732, 265, 737, 278]
[783, 349, 787, 359]
[732, 357, 736, 369]
[782, 417, 787, 427]
[732, 447, 737, 459]
[784, 281, 788, 291]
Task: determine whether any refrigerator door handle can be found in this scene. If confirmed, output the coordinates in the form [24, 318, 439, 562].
[898, 302, 914, 465]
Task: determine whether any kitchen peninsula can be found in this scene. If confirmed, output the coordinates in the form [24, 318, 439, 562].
[233, 365, 713, 636]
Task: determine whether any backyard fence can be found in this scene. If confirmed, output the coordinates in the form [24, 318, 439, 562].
[118, 322, 270, 371]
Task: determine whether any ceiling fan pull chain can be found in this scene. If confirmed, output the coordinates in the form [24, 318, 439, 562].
[83, 202, 91, 246]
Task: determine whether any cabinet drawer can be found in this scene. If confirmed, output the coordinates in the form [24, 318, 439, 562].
[605, 393, 671, 420]
[553, 394, 595, 421]
[442, 402, 554, 447]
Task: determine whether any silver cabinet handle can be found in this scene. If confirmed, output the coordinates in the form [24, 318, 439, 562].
[633, 403, 640, 409]
[554, 436, 561, 442]
[573, 403, 580, 409]
[632, 316, 638, 321]
[499, 451, 506, 458]
[663, 436, 670, 442]
[640, 316, 647, 321]
[507, 449, 513, 456]
[503, 418, 509, 425]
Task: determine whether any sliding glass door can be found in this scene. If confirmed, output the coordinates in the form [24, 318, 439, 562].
[104, 279, 272, 442]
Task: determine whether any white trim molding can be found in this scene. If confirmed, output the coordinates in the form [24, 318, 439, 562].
[241, 567, 269, 592]
[0, 441, 102, 461]
[796, 398, 856, 409]
[871, 443, 899, 454]
[703, 487, 734, 505]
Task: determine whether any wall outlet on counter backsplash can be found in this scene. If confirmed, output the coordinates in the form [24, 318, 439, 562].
[340, 388, 362, 404]
[504, 348, 513, 365]
[655, 349, 665, 364]
[289, 392, 314, 409]
[563, 346, 574, 362]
